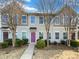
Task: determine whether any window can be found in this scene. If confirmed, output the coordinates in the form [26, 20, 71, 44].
[22, 32, 27, 39]
[16, 32, 18, 38]
[55, 32, 59, 39]
[53, 16, 61, 25]
[14, 15, 18, 24]
[39, 32, 43, 39]
[2, 15, 8, 23]
[30, 16, 35, 24]
[39, 16, 44, 24]
[63, 32, 67, 39]
[48, 33, 51, 39]
[22, 15, 26, 24]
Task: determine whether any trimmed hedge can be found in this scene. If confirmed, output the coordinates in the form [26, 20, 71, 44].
[61, 40, 67, 45]
[70, 40, 79, 47]
[45, 40, 51, 46]
[22, 39, 28, 45]
[15, 39, 23, 47]
[36, 39, 45, 49]
[15, 39, 28, 47]
[1, 42, 8, 48]
[5, 39, 12, 45]
[53, 41, 58, 45]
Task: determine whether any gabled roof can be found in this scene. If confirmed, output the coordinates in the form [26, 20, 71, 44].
[57, 5, 77, 16]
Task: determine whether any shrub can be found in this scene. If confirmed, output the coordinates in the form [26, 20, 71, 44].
[22, 39, 28, 45]
[39, 37, 43, 39]
[1, 42, 8, 48]
[70, 40, 79, 47]
[37, 39, 42, 41]
[45, 40, 51, 46]
[36, 39, 45, 49]
[61, 40, 67, 45]
[15, 39, 23, 47]
[53, 41, 58, 45]
[5, 39, 12, 45]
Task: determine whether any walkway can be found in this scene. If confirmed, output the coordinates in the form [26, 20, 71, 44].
[20, 43, 35, 59]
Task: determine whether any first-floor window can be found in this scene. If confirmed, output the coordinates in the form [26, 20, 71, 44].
[22, 32, 27, 39]
[55, 32, 59, 39]
[48, 33, 51, 39]
[63, 32, 67, 39]
[39, 32, 43, 39]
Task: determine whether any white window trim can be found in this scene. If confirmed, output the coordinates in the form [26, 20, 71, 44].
[21, 15, 27, 25]
[55, 32, 60, 39]
[30, 15, 36, 25]
[63, 32, 67, 39]
[22, 31, 27, 39]
[16, 14, 18, 25]
[39, 16, 44, 24]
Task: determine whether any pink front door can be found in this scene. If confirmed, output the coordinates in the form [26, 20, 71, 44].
[31, 32, 36, 42]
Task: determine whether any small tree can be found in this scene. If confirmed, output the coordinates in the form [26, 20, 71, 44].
[0, 0, 24, 47]
[36, 0, 56, 47]
[63, 14, 77, 46]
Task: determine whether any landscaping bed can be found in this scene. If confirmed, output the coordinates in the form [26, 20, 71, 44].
[0, 45, 27, 59]
[33, 45, 79, 59]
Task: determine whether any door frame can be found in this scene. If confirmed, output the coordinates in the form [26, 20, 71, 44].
[31, 32, 36, 42]
[3, 32, 8, 41]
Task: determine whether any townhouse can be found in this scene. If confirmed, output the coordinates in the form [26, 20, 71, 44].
[0, 2, 79, 43]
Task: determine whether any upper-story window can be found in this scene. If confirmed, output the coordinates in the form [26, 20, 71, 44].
[30, 16, 35, 24]
[14, 15, 18, 24]
[22, 15, 27, 24]
[39, 16, 44, 24]
[53, 16, 60, 25]
[2, 15, 8, 24]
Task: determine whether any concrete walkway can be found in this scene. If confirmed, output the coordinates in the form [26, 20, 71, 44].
[20, 43, 35, 59]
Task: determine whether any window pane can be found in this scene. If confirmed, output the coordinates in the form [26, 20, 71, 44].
[55, 32, 59, 39]
[22, 32, 27, 39]
[22, 16, 26, 24]
[48, 33, 51, 39]
[14, 15, 18, 24]
[63, 32, 67, 39]
[39, 32, 43, 39]
[30, 16, 35, 24]
[2, 15, 8, 23]
[39, 16, 44, 24]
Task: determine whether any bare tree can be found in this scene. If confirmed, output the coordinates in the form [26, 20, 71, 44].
[36, 0, 56, 47]
[0, 0, 24, 47]
[63, 0, 77, 46]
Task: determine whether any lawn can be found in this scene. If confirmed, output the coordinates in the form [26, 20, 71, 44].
[0, 45, 27, 59]
[33, 45, 79, 59]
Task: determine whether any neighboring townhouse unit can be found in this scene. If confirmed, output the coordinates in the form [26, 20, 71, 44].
[0, 2, 79, 43]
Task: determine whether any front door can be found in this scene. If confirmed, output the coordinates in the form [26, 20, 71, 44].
[31, 32, 36, 42]
[3, 32, 8, 41]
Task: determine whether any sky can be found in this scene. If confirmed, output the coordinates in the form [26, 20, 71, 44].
[23, 0, 79, 13]
[0, 0, 79, 13]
